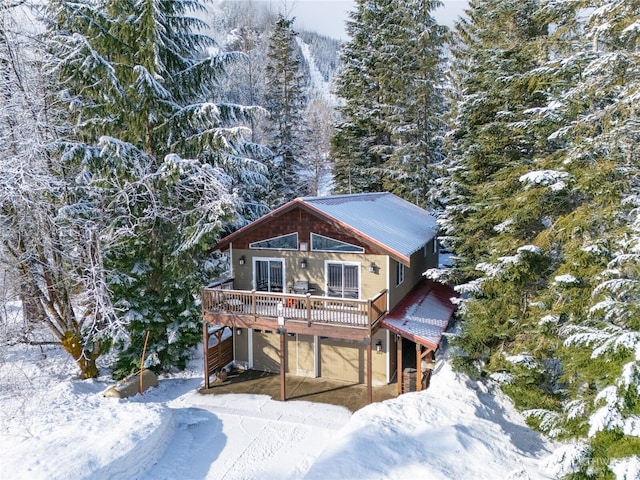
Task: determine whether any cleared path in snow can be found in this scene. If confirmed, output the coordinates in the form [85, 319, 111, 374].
[136, 387, 351, 480]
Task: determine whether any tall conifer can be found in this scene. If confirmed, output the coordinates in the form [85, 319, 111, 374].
[263, 14, 309, 206]
[331, 0, 447, 205]
[45, 0, 269, 376]
[442, 0, 640, 473]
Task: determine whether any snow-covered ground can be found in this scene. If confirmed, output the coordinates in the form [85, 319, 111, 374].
[1, 302, 562, 480]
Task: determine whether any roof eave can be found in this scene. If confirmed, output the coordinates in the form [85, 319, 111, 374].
[383, 321, 440, 350]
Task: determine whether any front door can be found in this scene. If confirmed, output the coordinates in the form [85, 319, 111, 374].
[326, 262, 359, 298]
[254, 258, 284, 292]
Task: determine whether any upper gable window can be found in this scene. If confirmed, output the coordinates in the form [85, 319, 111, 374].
[249, 232, 298, 250]
[311, 233, 364, 253]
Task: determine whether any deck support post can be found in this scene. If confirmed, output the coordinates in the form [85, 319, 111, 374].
[366, 338, 373, 405]
[416, 344, 423, 392]
[203, 321, 210, 389]
[397, 335, 403, 395]
[279, 329, 286, 401]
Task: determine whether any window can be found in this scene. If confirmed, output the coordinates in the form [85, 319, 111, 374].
[326, 262, 359, 299]
[249, 232, 298, 250]
[254, 259, 284, 292]
[311, 233, 364, 253]
[396, 262, 405, 286]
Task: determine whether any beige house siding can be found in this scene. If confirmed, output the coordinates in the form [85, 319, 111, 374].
[251, 331, 316, 375]
[318, 332, 388, 385]
[319, 338, 365, 383]
[232, 248, 388, 300]
[253, 331, 280, 373]
[388, 239, 438, 310]
[234, 331, 387, 383]
[371, 330, 389, 385]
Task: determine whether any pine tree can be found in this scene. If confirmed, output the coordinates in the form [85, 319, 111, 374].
[331, 0, 391, 194]
[305, 95, 334, 196]
[441, 0, 564, 395]
[331, 0, 447, 205]
[378, 0, 448, 208]
[263, 14, 309, 207]
[442, 0, 640, 474]
[520, 1, 640, 474]
[44, 0, 269, 377]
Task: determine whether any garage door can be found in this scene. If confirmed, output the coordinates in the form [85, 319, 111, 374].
[319, 338, 364, 383]
[253, 331, 281, 373]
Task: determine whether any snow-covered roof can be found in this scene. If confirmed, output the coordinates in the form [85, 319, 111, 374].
[215, 192, 437, 265]
[382, 281, 457, 350]
[301, 193, 437, 264]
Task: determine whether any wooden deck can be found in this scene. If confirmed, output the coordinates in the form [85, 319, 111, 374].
[201, 287, 387, 342]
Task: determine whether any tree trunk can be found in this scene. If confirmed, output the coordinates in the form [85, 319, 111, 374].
[61, 331, 99, 379]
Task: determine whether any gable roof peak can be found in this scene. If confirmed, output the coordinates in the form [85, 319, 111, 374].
[214, 192, 437, 265]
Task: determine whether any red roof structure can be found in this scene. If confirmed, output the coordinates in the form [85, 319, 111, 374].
[382, 281, 458, 350]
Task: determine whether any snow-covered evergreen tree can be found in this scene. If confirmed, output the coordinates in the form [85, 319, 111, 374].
[441, 0, 557, 378]
[378, 0, 448, 208]
[263, 14, 310, 207]
[331, 0, 447, 206]
[442, 0, 640, 475]
[331, 0, 395, 193]
[44, 0, 269, 377]
[524, 1, 640, 474]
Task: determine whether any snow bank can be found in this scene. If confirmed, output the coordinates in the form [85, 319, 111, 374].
[1, 366, 171, 480]
[304, 361, 553, 480]
[2, 329, 556, 480]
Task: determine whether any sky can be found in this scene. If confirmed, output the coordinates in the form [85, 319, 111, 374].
[260, 0, 469, 40]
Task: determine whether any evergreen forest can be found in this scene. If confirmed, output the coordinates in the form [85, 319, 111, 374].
[1, 0, 639, 477]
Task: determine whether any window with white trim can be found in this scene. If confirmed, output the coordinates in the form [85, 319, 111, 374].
[396, 262, 405, 286]
[249, 232, 298, 250]
[326, 262, 360, 299]
[311, 233, 364, 253]
[254, 258, 284, 292]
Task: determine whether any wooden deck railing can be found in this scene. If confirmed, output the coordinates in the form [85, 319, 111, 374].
[202, 288, 388, 328]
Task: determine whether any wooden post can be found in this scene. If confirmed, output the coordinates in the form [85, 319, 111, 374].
[423, 349, 435, 390]
[416, 344, 423, 392]
[280, 330, 286, 401]
[366, 339, 373, 405]
[203, 322, 210, 389]
[306, 293, 312, 327]
[397, 334, 403, 396]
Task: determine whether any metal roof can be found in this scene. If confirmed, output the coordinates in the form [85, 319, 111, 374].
[214, 192, 438, 265]
[381, 282, 457, 350]
[301, 192, 438, 264]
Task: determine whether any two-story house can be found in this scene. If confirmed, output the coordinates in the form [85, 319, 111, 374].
[201, 192, 456, 404]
